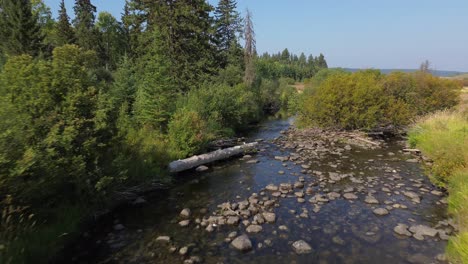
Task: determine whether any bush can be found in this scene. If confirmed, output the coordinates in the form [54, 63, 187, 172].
[298, 70, 387, 129]
[182, 83, 261, 133]
[298, 70, 462, 130]
[168, 108, 216, 159]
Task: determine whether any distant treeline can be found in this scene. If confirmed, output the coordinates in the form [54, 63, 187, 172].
[257, 49, 328, 81]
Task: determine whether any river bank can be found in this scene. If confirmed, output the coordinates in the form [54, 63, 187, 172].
[56, 117, 456, 263]
[408, 109, 468, 263]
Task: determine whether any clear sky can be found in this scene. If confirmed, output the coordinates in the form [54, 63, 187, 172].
[45, 0, 468, 72]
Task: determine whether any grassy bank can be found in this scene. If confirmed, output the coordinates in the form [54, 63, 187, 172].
[408, 111, 468, 263]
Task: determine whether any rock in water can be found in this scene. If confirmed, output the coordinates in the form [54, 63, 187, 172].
[179, 220, 190, 227]
[262, 212, 276, 223]
[246, 224, 262, 233]
[393, 224, 412, 237]
[364, 196, 379, 204]
[231, 235, 253, 251]
[155, 236, 171, 242]
[373, 208, 389, 216]
[409, 225, 438, 240]
[195, 165, 209, 172]
[265, 184, 279, 191]
[292, 240, 312, 254]
[343, 193, 358, 200]
[180, 208, 191, 218]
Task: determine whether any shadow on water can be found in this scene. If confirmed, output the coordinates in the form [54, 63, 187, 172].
[59, 117, 449, 264]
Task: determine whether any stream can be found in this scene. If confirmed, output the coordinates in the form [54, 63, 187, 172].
[61, 117, 453, 264]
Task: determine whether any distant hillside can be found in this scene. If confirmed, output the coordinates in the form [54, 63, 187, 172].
[339, 68, 467, 77]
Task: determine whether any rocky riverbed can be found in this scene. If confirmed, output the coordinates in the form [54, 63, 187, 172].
[60, 118, 456, 264]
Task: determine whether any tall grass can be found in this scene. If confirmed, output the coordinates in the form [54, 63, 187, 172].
[408, 111, 468, 263]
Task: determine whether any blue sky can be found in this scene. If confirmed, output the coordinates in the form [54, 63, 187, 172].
[44, 0, 468, 71]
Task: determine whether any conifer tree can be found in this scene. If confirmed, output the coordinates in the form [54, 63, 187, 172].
[214, 0, 242, 68]
[317, 53, 328, 69]
[73, 0, 98, 51]
[144, 0, 217, 92]
[0, 0, 43, 56]
[56, 0, 75, 46]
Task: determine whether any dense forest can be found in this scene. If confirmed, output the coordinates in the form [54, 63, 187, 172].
[0, 0, 328, 262]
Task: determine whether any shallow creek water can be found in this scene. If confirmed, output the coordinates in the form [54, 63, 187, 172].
[63, 117, 451, 264]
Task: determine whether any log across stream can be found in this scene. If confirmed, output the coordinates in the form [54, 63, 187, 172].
[58, 117, 452, 264]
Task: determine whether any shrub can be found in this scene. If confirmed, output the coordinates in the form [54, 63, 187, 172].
[298, 70, 387, 129]
[298, 70, 462, 130]
[182, 83, 261, 133]
[168, 108, 216, 159]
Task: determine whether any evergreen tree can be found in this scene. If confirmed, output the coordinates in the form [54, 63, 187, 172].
[121, 0, 146, 57]
[56, 0, 75, 46]
[243, 9, 256, 86]
[73, 0, 98, 51]
[214, 0, 242, 68]
[0, 0, 43, 56]
[133, 29, 175, 129]
[281, 48, 290, 63]
[96, 12, 125, 70]
[317, 53, 328, 69]
[144, 0, 217, 92]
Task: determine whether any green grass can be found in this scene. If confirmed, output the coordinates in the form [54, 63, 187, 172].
[408, 111, 468, 263]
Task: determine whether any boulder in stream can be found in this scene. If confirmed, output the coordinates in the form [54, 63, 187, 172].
[292, 240, 313, 254]
[231, 235, 253, 251]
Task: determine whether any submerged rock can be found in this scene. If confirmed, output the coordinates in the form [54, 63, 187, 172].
[292, 240, 313, 254]
[364, 196, 379, 204]
[409, 225, 438, 240]
[262, 212, 276, 223]
[394, 224, 412, 237]
[231, 235, 253, 251]
[373, 208, 389, 216]
[195, 165, 209, 172]
[180, 208, 191, 218]
[343, 193, 358, 200]
[155, 236, 171, 242]
[246, 224, 263, 233]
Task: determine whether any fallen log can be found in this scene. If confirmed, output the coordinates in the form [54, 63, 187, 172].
[169, 142, 258, 173]
[403, 148, 421, 153]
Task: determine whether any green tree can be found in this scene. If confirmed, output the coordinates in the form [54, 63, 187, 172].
[31, 0, 55, 51]
[214, 0, 242, 68]
[133, 29, 175, 129]
[0, 44, 114, 203]
[56, 0, 75, 46]
[73, 0, 98, 51]
[281, 48, 290, 63]
[0, 0, 43, 56]
[96, 12, 125, 70]
[317, 53, 328, 69]
[144, 0, 217, 92]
